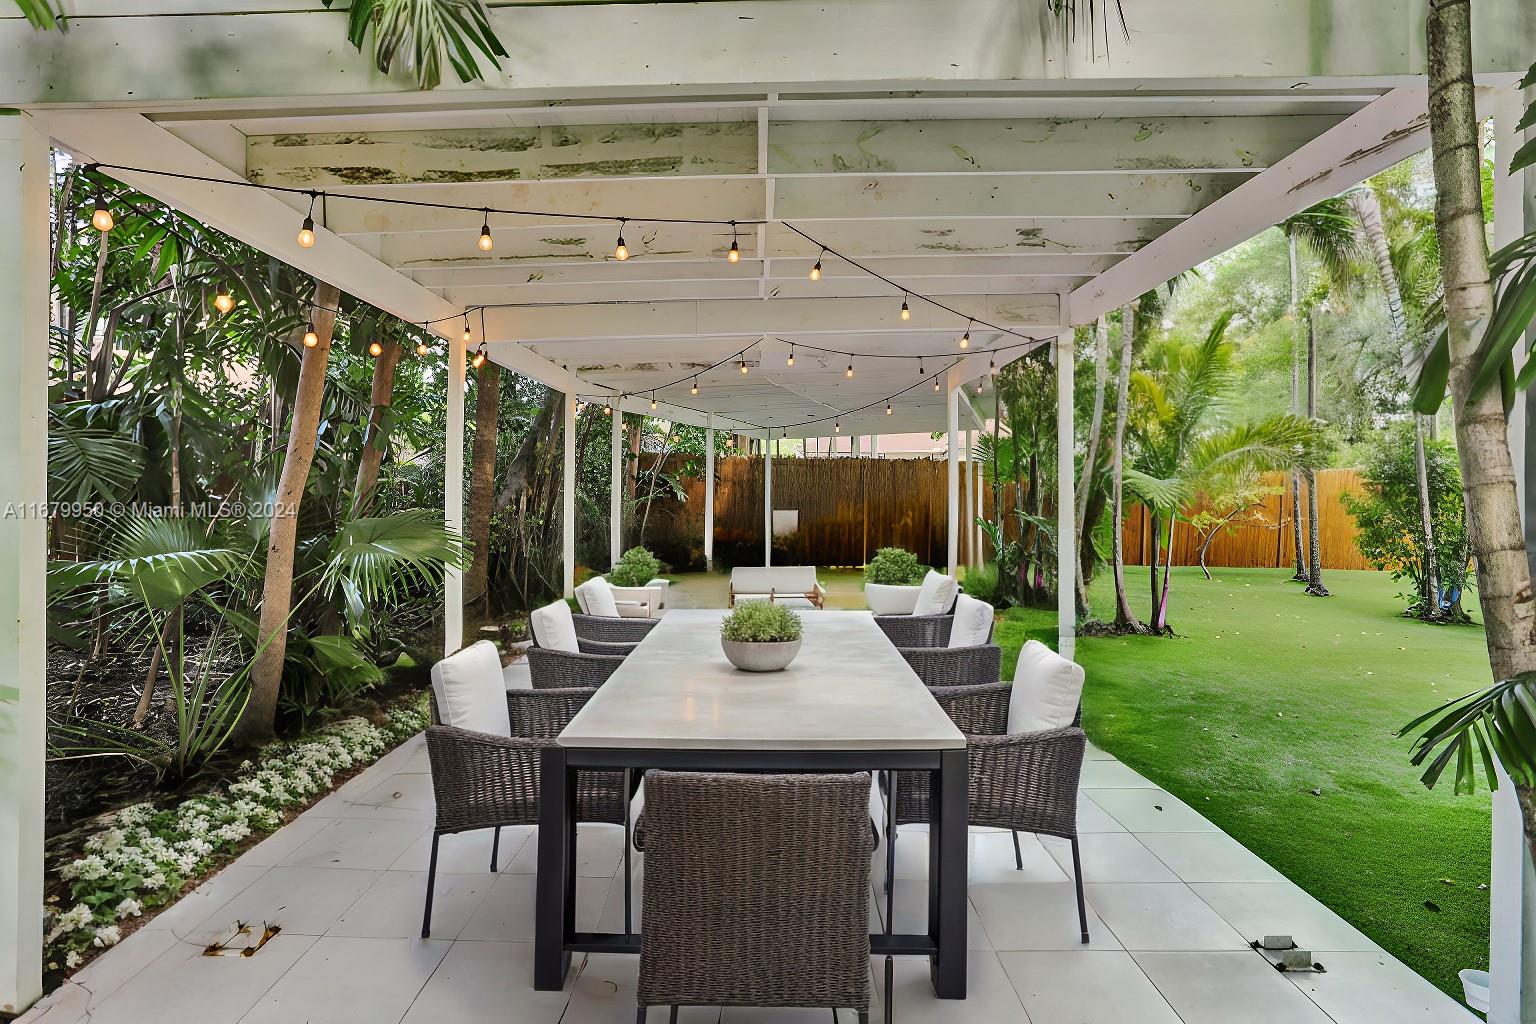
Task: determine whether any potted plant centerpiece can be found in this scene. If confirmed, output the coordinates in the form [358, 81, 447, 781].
[719, 600, 803, 672]
[864, 546, 928, 615]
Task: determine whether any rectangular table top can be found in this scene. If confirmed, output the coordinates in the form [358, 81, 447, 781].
[557, 609, 966, 751]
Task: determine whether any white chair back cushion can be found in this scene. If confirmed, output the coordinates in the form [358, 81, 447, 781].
[1007, 640, 1086, 733]
[947, 594, 994, 648]
[731, 565, 817, 594]
[578, 576, 621, 618]
[912, 570, 959, 616]
[430, 641, 511, 736]
[530, 600, 581, 653]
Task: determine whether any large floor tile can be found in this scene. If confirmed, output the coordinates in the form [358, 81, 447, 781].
[998, 949, 1181, 1024]
[969, 880, 1119, 951]
[1084, 883, 1248, 951]
[399, 941, 572, 1024]
[307, 772, 434, 822]
[1083, 742, 1116, 761]
[883, 829, 1066, 886]
[82, 933, 318, 1024]
[1073, 794, 1127, 834]
[566, 953, 720, 1024]
[1042, 833, 1178, 884]
[239, 814, 335, 867]
[877, 880, 992, 950]
[38, 927, 180, 1016]
[331, 870, 494, 940]
[459, 871, 610, 941]
[144, 861, 271, 934]
[1078, 759, 1157, 789]
[1135, 831, 1287, 883]
[279, 817, 428, 870]
[1285, 950, 1481, 1024]
[182, 865, 380, 941]
[391, 825, 535, 874]
[1082, 789, 1218, 833]
[1134, 951, 1333, 1024]
[1190, 881, 1381, 952]
[508, 822, 628, 877]
[239, 935, 449, 1024]
[871, 950, 1028, 1024]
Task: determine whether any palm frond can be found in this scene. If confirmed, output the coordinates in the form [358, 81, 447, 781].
[1401, 675, 1536, 793]
[320, 509, 465, 606]
[1187, 415, 1325, 481]
[1282, 197, 1364, 291]
[1121, 468, 1187, 512]
[327, 0, 507, 90]
[47, 409, 146, 503]
[48, 516, 247, 610]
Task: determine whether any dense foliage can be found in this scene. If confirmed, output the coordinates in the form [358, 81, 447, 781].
[607, 546, 662, 588]
[719, 601, 803, 644]
[864, 546, 925, 586]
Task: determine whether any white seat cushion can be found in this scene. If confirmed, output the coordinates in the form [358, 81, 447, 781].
[578, 577, 621, 618]
[430, 641, 511, 737]
[530, 600, 580, 653]
[947, 594, 994, 648]
[1007, 640, 1086, 733]
[731, 565, 819, 595]
[912, 570, 959, 616]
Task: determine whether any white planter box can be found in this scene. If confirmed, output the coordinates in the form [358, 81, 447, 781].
[865, 583, 922, 615]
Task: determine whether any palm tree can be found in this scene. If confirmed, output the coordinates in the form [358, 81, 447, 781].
[1075, 315, 1110, 619]
[463, 359, 502, 624]
[1109, 303, 1142, 631]
[1125, 313, 1322, 633]
[1280, 199, 1361, 593]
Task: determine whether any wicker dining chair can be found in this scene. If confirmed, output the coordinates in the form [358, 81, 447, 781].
[526, 642, 627, 688]
[873, 613, 954, 648]
[883, 682, 1090, 944]
[634, 771, 880, 1024]
[421, 687, 627, 937]
[896, 642, 1002, 687]
[573, 613, 658, 645]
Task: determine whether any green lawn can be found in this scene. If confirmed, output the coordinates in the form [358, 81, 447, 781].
[996, 565, 1492, 1001]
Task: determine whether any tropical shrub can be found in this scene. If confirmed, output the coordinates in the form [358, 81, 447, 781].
[608, 545, 662, 588]
[719, 601, 803, 643]
[865, 546, 925, 586]
[962, 564, 1002, 606]
[1341, 422, 1470, 621]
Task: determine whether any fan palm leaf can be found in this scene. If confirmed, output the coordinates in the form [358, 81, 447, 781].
[319, 509, 465, 607]
[1401, 675, 1536, 793]
[1281, 198, 1364, 292]
[323, 0, 508, 90]
[48, 408, 146, 504]
[48, 515, 249, 611]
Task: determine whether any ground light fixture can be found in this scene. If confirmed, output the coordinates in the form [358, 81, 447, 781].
[302, 322, 319, 348]
[213, 284, 234, 314]
[296, 193, 317, 248]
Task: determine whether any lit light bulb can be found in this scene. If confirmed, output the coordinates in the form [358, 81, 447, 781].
[650, 396, 658, 411]
[787, 346, 795, 367]
[690, 378, 699, 395]
[297, 216, 315, 248]
[845, 361, 854, 379]
[959, 324, 971, 349]
[462, 317, 472, 344]
[213, 285, 234, 314]
[91, 193, 115, 233]
[478, 213, 494, 252]
[886, 403, 893, 416]
[900, 298, 911, 321]
[989, 355, 998, 376]
[740, 360, 749, 375]
[614, 220, 629, 261]
[835, 420, 841, 433]
[809, 252, 823, 281]
[302, 323, 319, 348]
[727, 223, 740, 263]
[933, 376, 941, 392]
[471, 347, 487, 369]
[416, 341, 430, 356]
[368, 340, 383, 357]
[603, 404, 612, 416]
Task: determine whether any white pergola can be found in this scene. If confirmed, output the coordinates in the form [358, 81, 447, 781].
[2, 1, 1534, 1018]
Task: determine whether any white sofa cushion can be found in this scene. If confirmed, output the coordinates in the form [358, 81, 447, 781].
[947, 594, 994, 648]
[430, 641, 511, 736]
[530, 600, 580, 653]
[731, 565, 819, 596]
[912, 570, 959, 616]
[1007, 640, 1085, 733]
[577, 577, 621, 618]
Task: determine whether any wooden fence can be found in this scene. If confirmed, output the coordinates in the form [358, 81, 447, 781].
[638, 457, 1373, 572]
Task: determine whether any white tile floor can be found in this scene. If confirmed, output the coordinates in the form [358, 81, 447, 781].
[22, 714, 1479, 1024]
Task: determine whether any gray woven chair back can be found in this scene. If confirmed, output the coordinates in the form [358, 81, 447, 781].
[637, 771, 875, 1013]
[506, 687, 594, 738]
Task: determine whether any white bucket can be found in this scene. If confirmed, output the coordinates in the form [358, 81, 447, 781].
[1459, 968, 1490, 1013]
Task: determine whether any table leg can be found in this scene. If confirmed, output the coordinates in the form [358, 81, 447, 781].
[929, 747, 968, 998]
[535, 746, 573, 990]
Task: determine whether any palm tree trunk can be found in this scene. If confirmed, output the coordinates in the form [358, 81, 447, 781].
[464, 361, 501, 615]
[1075, 317, 1109, 617]
[232, 282, 339, 747]
[1154, 515, 1176, 632]
[1304, 309, 1330, 596]
[1287, 232, 1308, 581]
[1427, 0, 1536, 947]
[1147, 513, 1161, 623]
[1111, 305, 1141, 630]
[352, 338, 403, 515]
[83, 227, 109, 401]
[1351, 185, 1440, 614]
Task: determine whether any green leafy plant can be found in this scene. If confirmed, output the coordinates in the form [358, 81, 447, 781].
[720, 601, 803, 644]
[321, 0, 509, 90]
[12, 0, 62, 30]
[865, 546, 925, 586]
[961, 564, 1002, 606]
[608, 545, 661, 588]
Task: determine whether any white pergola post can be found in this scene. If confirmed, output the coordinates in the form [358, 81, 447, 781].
[0, 110, 48, 1018]
[1055, 332, 1077, 659]
[610, 407, 623, 568]
[561, 387, 576, 598]
[704, 416, 716, 571]
[946, 380, 961, 576]
[1492, 87, 1536, 1024]
[963, 429, 975, 567]
[443, 307, 466, 655]
[763, 429, 773, 566]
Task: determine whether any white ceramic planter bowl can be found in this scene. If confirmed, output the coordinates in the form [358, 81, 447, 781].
[1459, 969, 1490, 1012]
[865, 582, 922, 615]
[720, 637, 802, 672]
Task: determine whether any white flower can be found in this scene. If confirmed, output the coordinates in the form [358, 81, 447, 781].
[65, 951, 83, 969]
[91, 925, 121, 948]
[115, 898, 143, 919]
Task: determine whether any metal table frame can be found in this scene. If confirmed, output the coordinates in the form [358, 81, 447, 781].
[532, 743, 969, 999]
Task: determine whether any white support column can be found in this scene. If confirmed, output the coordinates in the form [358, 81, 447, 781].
[444, 304, 466, 655]
[946, 381, 961, 577]
[1491, 87, 1536, 1024]
[974, 453, 985, 565]
[0, 110, 48, 1017]
[704, 417, 716, 572]
[963, 429, 975, 568]
[561, 387, 576, 599]
[610, 406, 623, 568]
[763, 430, 773, 566]
[1056, 332, 1077, 659]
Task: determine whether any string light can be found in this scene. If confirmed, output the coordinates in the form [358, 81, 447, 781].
[989, 354, 998, 376]
[213, 284, 234, 314]
[416, 340, 431, 356]
[296, 192, 317, 248]
[727, 221, 740, 263]
[462, 314, 472, 344]
[90, 181, 114, 233]
[834, 420, 841, 433]
[614, 218, 629, 261]
[471, 345, 487, 369]
[900, 296, 911, 321]
[809, 249, 824, 281]
[919, 358, 925, 377]
[650, 395, 658, 411]
[786, 345, 795, 367]
[478, 210, 493, 252]
[886, 402, 893, 416]
[740, 359, 749, 375]
[691, 378, 699, 395]
[845, 360, 854, 379]
[302, 322, 319, 348]
[368, 339, 383, 357]
[933, 376, 941, 392]
[960, 321, 971, 349]
[603, 403, 613, 415]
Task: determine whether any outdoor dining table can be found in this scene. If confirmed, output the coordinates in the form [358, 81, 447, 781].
[533, 608, 970, 999]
